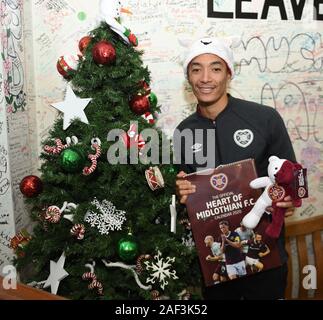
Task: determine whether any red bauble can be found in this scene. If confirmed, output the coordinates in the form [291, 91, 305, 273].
[129, 95, 150, 115]
[57, 55, 79, 78]
[79, 36, 92, 54]
[19, 175, 43, 198]
[92, 40, 116, 65]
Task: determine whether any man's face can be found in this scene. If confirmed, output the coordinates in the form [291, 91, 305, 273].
[219, 223, 229, 234]
[204, 237, 212, 247]
[255, 234, 262, 243]
[187, 53, 231, 107]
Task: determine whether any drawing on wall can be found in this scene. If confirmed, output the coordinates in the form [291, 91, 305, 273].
[1, 0, 26, 113]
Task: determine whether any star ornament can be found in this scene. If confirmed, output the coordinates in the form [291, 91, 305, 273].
[44, 252, 69, 295]
[51, 85, 92, 130]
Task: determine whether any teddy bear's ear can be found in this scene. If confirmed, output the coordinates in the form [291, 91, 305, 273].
[294, 162, 303, 170]
[269, 155, 279, 162]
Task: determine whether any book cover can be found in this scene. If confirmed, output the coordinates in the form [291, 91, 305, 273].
[184, 159, 282, 287]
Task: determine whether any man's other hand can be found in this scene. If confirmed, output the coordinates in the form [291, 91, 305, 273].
[175, 171, 196, 204]
[266, 196, 295, 218]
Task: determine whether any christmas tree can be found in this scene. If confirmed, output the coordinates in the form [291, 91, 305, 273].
[13, 2, 201, 300]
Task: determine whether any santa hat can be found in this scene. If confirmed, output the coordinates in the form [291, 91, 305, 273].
[183, 37, 235, 79]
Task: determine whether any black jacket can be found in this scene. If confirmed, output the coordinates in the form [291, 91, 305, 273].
[174, 94, 296, 176]
[173, 94, 296, 264]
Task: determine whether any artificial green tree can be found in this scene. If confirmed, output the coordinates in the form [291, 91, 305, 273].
[14, 21, 201, 300]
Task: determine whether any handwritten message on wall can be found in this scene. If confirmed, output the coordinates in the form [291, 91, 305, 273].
[0, 85, 15, 271]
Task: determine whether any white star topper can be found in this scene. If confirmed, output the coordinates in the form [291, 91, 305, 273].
[51, 85, 92, 130]
[44, 252, 69, 295]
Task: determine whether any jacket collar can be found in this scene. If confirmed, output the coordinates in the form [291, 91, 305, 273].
[195, 94, 233, 121]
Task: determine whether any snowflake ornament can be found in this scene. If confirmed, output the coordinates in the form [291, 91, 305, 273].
[144, 250, 178, 290]
[85, 198, 126, 235]
[182, 230, 195, 249]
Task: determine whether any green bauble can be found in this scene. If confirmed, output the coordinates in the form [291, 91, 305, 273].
[59, 148, 86, 173]
[148, 92, 158, 108]
[118, 234, 139, 261]
[168, 165, 177, 174]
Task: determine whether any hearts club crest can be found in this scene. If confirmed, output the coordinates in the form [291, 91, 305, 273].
[210, 173, 228, 191]
[233, 129, 254, 148]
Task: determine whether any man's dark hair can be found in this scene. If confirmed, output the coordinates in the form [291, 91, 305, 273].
[219, 220, 229, 227]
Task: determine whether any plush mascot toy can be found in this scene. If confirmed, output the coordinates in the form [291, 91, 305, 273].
[242, 156, 308, 238]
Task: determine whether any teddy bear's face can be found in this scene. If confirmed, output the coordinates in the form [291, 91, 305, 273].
[267, 157, 286, 182]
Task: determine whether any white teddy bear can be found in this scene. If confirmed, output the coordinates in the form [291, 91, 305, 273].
[242, 154, 306, 239]
[243, 155, 305, 238]
[242, 156, 286, 230]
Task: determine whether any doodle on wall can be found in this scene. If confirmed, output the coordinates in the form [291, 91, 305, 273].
[1, 0, 26, 113]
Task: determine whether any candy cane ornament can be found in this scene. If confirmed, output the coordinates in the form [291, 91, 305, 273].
[44, 201, 78, 223]
[82, 272, 96, 281]
[82, 261, 104, 296]
[44, 136, 78, 155]
[141, 112, 155, 124]
[44, 139, 66, 155]
[44, 206, 62, 223]
[70, 224, 85, 240]
[83, 138, 101, 176]
[88, 280, 104, 295]
[135, 254, 151, 274]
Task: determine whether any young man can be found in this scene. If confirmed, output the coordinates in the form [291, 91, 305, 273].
[204, 235, 227, 284]
[243, 233, 271, 273]
[218, 221, 246, 280]
[174, 37, 296, 300]
[235, 222, 255, 257]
